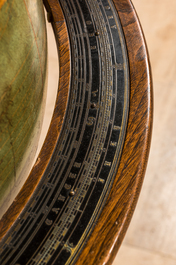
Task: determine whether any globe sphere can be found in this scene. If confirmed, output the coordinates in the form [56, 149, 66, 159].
[0, 0, 48, 217]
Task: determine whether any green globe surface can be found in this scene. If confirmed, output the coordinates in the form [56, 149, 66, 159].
[0, 0, 47, 217]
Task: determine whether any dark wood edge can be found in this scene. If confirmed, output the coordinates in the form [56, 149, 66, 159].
[0, 1, 153, 264]
[0, 0, 70, 240]
[74, 0, 153, 264]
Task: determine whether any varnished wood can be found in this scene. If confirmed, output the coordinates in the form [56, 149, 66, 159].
[0, 0, 152, 264]
[0, 0, 70, 239]
[75, 0, 153, 264]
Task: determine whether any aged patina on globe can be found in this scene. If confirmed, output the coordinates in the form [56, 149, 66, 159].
[0, 0, 47, 217]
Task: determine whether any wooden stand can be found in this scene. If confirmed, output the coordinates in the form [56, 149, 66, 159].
[0, 0, 152, 264]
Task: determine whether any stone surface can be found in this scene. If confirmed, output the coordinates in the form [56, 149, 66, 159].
[0, 0, 47, 217]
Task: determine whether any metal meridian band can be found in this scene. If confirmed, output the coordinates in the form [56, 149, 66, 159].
[0, 0, 129, 264]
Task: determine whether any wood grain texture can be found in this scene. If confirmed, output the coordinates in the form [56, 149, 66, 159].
[0, 0, 152, 264]
[74, 0, 153, 264]
[0, 0, 70, 240]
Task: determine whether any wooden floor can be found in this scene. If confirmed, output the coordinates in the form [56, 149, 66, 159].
[38, 0, 176, 263]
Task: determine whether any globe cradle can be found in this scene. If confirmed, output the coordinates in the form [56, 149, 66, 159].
[0, 0, 153, 264]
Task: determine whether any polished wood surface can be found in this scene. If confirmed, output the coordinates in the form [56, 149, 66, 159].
[75, 0, 153, 264]
[0, 0, 152, 264]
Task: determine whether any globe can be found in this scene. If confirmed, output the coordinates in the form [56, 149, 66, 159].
[0, 0, 47, 217]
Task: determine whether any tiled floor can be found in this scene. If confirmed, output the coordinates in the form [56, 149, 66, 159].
[39, 1, 176, 264]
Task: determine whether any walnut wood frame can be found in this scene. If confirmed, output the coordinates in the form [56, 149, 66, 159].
[75, 1, 153, 264]
[0, 0, 153, 264]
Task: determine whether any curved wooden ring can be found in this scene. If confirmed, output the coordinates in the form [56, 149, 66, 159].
[76, 1, 153, 264]
[0, 0, 153, 264]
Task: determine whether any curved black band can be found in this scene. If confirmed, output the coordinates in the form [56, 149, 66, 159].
[0, 0, 129, 264]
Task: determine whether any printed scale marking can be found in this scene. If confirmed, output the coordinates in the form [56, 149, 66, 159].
[0, 0, 129, 264]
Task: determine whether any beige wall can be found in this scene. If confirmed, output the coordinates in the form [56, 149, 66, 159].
[114, 0, 176, 264]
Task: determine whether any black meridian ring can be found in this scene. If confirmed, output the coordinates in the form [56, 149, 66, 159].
[0, 0, 129, 264]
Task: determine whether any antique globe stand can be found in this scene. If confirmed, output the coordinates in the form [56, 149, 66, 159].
[0, 0, 152, 264]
